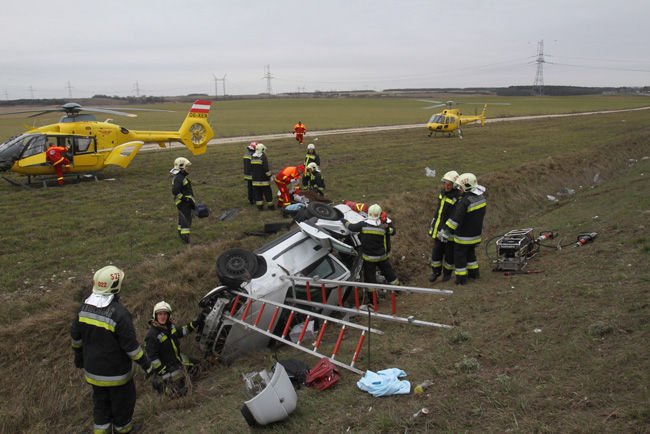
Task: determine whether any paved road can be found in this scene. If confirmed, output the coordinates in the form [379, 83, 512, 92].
[142, 106, 650, 152]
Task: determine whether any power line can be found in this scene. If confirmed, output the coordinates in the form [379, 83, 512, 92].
[533, 40, 546, 95]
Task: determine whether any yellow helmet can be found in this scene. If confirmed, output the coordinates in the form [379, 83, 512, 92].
[368, 204, 382, 219]
[456, 172, 478, 192]
[174, 157, 191, 170]
[152, 301, 172, 320]
[92, 265, 125, 295]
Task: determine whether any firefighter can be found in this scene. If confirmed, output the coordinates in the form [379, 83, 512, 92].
[45, 141, 71, 185]
[302, 162, 326, 196]
[304, 143, 320, 167]
[145, 301, 205, 398]
[274, 164, 305, 208]
[70, 265, 152, 434]
[438, 173, 487, 285]
[243, 142, 257, 204]
[171, 157, 195, 244]
[345, 204, 400, 286]
[428, 170, 460, 282]
[250, 143, 275, 210]
[293, 121, 307, 144]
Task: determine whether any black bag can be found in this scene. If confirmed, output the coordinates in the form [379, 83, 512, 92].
[194, 203, 210, 218]
[278, 359, 310, 387]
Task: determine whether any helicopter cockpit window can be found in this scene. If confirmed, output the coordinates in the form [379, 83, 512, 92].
[21, 135, 47, 158]
[74, 137, 94, 154]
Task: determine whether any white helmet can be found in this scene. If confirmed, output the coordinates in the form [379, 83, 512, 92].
[307, 162, 319, 172]
[152, 301, 172, 320]
[368, 204, 382, 220]
[441, 170, 459, 184]
[307, 143, 316, 151]
[174, 157, 191, 170]
[92, 265, 125, 295]
[456, 172, 478, 192]
[255, 143, 266, 153]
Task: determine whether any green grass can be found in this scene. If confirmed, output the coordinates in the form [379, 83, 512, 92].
[0, 97, 649, 433]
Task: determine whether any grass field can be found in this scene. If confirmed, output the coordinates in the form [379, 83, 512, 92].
[0, 96, 649, 433]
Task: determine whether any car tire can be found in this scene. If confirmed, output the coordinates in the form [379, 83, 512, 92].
[306, 202, 341, 220]
[216, 248, 259, 287]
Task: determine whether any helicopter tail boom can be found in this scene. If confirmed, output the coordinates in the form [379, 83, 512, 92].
[480, 104, 487, 126]
[178, 100, 215, 155]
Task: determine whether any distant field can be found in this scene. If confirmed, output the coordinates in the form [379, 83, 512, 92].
[0, 97, 648, 433]
[1, 95, 649, 140]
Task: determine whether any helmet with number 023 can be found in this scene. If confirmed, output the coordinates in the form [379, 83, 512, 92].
[173, 157, 191, 171]
[368, 204, 382, 220]
[152, 301, 172, 320]
[456, 172, 478, 192]
[92, 265, 125, 295]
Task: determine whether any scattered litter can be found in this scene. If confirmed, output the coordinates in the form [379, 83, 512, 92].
[546, 195, 558, 202]
[593, 215, 599, 220]
[412, 408, 430, 419]
[413, 379, 433, 394]
[556, 187, 575, 197]
[240, 362, 297, 426]
[357, 368, 410, 397]
[533, 328, 542, 333]
[593, 173, 600, 183]
[424, 167, 437, 178]
[305, 358, 341, 391]
[641, 156, 648, 160]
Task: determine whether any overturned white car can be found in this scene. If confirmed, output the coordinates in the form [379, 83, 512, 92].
[197, 202, 452, 374]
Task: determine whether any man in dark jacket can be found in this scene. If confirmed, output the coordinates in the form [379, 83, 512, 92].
[71, 265, 151, 434]
[250, 143, 275, 210]
[171, 157, 195, 244]
[428, 170, 460, 282]
[345, 204, 399, 286]
[302, 162, 326, 196]
[439, 173, 487, 285]
[145, 301, 204, 398]
[243, 142, 257, 204]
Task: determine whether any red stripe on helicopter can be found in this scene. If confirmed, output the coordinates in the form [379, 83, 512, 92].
[190, 100, 212, 113]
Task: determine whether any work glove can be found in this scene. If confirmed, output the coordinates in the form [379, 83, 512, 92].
[437, 229, 450, 243]
[192, 312, 206, 329]
[73, 350, 84, 369]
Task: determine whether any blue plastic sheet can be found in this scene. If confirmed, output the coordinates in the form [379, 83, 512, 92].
[356, 368, 411, 397]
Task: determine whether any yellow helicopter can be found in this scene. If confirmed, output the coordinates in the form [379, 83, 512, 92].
[0, 100, 214, 183]
[420, 100, 488, 139]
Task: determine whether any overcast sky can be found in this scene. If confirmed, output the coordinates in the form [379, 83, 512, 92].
[1, 0, 649, 99]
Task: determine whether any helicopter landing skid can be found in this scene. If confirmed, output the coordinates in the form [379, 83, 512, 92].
[2, 176, 33, 189]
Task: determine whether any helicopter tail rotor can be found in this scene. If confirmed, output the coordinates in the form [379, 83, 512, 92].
[178, 100, 215, 155]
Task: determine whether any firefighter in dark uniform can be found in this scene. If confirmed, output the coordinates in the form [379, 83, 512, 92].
[171, 157, 195, 244]
[304, 143, 320, 168]
[70, 265, 152, 434]
[345, 204, 400, 286]
[250, 143, 275, 210]
[145, 301, 205, 398]
[243, 142, 257, 204]
[428, 170, 460, 282]
[438, 173, 487, 285]
[302, 162, 326, 196]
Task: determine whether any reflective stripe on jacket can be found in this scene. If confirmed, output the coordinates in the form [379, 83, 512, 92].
[346, 219, 395, 262]
[445, 192, 487, 244]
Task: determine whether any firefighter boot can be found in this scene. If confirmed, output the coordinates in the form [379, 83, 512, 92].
[468, 269, 480, 280]
[428, 269, 441, 283]
[442, 271, 453, 282]
[455, 275, 468, 285]
[181, 234, 191, 244]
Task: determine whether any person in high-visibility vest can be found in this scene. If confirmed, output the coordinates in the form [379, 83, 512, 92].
[438, 173, 487, 285]
[302, 162, 326, 196]
[274, 164, 305, 207]
[304, 143, 320, 167]
[71, 266, 152, 434]
[243, 142, 257, 204]
[171, 157, 195, 244]
[250, 144, 275, 210]
[428, 170, 460, 283]
[45, 143, 71, 185]
[293, 121, 307, 145]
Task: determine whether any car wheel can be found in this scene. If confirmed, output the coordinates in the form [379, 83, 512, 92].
[216, 248, 259, 287]
[306, 202, 341, 220]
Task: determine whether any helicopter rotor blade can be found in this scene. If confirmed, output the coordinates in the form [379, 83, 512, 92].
[108, 107, 176, 113]
[0, 108, 62, 117]
[79, 107, 139, 117]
